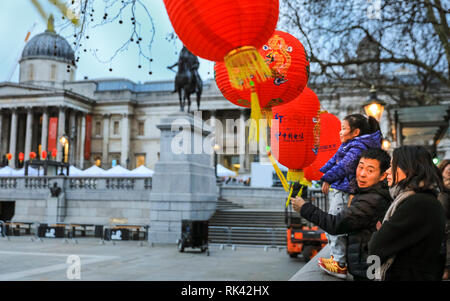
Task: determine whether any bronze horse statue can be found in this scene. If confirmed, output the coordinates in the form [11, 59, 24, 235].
[168, 46, 203, 113]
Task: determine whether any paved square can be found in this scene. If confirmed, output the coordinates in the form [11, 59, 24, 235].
[0, 237, 305, 281]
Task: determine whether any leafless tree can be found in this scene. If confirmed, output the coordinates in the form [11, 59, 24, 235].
[280, 0, 449, 106]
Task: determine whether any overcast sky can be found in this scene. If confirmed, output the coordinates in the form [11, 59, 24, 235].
[0, 0, 216, 84]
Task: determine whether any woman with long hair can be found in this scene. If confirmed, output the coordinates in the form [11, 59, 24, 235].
[437, 159, 450, 280]
[368, 145, 446, 280]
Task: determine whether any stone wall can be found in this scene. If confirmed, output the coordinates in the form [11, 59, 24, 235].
[220, 186, 287, 211]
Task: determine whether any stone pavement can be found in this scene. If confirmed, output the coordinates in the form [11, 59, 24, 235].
[0, 237, 305, 281]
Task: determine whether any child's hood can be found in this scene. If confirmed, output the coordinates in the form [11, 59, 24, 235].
[349, 130, 382, 149]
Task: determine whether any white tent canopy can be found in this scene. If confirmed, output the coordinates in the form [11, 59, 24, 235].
[77, 165, 107, 177]
[104, 165, 133, 177]
[217, 164, 236, 177]
[9, 167, 40, 177]
[130, 165, 154, 177]
[0, 166, 14, 177]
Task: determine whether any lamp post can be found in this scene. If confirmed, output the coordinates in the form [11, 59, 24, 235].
[363, 85, 386, 122]
[59, 134, 69, 164]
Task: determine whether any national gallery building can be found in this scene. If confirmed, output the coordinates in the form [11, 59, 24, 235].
[0, 26, 448, 174]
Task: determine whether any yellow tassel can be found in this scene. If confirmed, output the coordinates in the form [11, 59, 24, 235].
[224, 46, 272, 90]
[287, 169, 312, 187]
[248, 83, 263, 143]
[262, 107, 273, 128]
[285, 184, 294, 208]
[267, 147, 289, 192]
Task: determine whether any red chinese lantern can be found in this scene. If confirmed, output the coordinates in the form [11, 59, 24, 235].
[6, 153, 12, 161]
[163, 0, 279, 90]
[215, 30, 309, 110]
[18, 152, 24, 162]
[51, 148, 57, 158]
[304, 112, 341, 181]
[270, 87, 321, 183]
[41, 150, 48, 160]
[29, 152, 37, 160]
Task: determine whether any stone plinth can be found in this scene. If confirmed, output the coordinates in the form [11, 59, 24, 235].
[148, 112, 218, 244]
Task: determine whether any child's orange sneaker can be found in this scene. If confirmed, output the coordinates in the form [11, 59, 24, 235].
[318, 259, 348, 280]
[318, 255, 334, 265]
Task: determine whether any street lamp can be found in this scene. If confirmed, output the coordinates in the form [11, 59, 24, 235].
[363, 85, 386, 122]
[59, 134, 69, 164]
[381, 139, 391, 151]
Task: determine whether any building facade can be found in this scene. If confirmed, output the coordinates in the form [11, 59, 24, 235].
[0, 26, 448, 174]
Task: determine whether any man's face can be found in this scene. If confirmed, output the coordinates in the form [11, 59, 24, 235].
[356, 157, 387, 188]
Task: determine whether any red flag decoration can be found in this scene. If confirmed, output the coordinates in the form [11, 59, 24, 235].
[270, 87, 321, 183]
[163, 0, 279, 90]
[304, 112, 342, 181]
[84, 114, 92, 160]
[215, 30, 309, 111]
[48, 117, 58, 153]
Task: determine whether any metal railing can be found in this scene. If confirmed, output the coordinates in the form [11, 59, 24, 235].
[209, 226, 286, 248]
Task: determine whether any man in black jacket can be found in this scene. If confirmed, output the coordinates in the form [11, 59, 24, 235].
[292, 148, 393, 280]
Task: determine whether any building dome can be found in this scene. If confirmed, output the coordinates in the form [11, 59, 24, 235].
[21, 30, 75, 65]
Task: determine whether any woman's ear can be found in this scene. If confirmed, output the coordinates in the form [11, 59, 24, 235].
[379, 171, 388, 182]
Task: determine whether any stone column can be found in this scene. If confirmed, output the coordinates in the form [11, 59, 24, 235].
[9, 109, 18, 168]
[79, 113, 86, 169]
[239, 109, 246, 173]
[41, 107, 49, 154]
[102, 114, 111, 168]
[209, 110, 216, 167]
[69, 110, 76, 165]
[120, 113, 130, 168]
[24, 107, 34, 160]
[57, 106, 66, 162]
[0, 111, 4, 156]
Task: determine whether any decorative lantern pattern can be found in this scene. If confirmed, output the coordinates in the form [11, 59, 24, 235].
[163, 0, 279, 89]
[304, 112, 341, 181]
[215, 30, 309, 110]
[270, 87, 321, 183]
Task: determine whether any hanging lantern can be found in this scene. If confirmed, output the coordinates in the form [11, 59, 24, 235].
[163, 0, 279, 90]
[29, 152, 37, 160]
[215, 30, 309, 112]
[304, 112, 341, 181]
[18, 152, 24, 162]
[51, 148, 57, 158]
[270, 87, 321, 184]
[6, 153, 12, 161]
[41, 150, 48, 160]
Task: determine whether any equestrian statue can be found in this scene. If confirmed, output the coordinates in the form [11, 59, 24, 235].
[167, 46, 203, 113]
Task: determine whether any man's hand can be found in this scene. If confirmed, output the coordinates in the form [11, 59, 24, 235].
[322, 182, 330, 194]
[291, 196, 306, 212]
[376, 221, 382, 231]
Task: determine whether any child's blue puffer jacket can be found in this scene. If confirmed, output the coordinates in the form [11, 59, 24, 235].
[319, 130, 382, 193]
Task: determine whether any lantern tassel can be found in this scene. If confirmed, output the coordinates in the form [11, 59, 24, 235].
[224, 46, 271, 90]
[248, 82, 263, 143]
[267, 147, 290, 192]
[287, 169, 312, 187]
[262, 107, 273, 128]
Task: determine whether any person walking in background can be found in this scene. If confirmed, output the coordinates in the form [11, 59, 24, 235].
[291, 148, 392, 280]
[438, 160, 450, 280]
[318, 114, 382, 279]
[368, 146, 446, 281]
